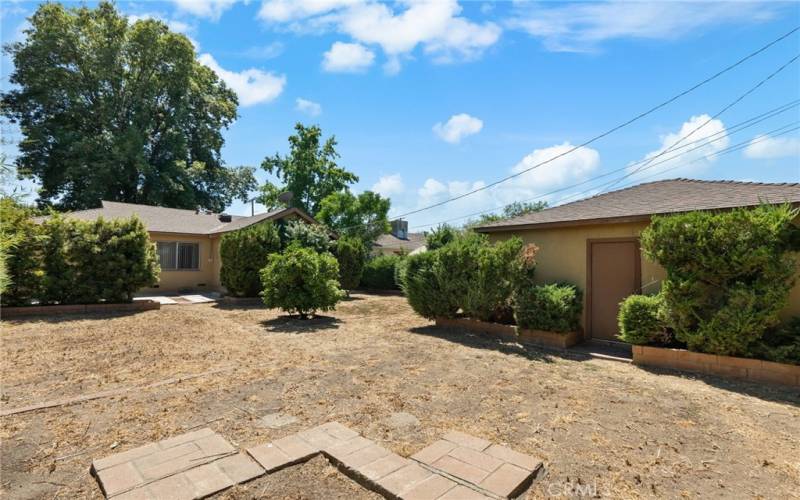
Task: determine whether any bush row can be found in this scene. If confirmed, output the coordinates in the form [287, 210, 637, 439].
[402, 232, 582, 332]
[2, 210, 159, 306]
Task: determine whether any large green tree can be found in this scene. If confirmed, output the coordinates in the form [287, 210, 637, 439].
[317, 190, 390, 245]
[1, 1, 255, 212]
[259, 123, 358, 215]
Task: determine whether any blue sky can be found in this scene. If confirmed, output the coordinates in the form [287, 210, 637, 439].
[2, 0, 799, 229]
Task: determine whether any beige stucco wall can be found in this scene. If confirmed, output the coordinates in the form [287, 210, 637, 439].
[487, 218, 800, 327]
[141, 232, 221, 293]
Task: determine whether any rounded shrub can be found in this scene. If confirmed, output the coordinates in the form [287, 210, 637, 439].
[220, 222, 281, 297]
[617, 294, 668, 344]
[260, 245, 344, 318]
[361, 254, 403, 290]
[334, 236, 367, 292]
[425, 224, 459, 251]
[462, 237, 523, 322]
[282, 219, 331, 253]
[402, 250, 459, 319]
[514, 283, 582, 333]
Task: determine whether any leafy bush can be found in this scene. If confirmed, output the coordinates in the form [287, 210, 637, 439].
[511, 243, 539, 292]
[641, 204, 799, 356]
[220, 222, 281, 297]
[617, 294, 669, 345]
[426, 224, 459, 251]
[750, 317, 800, 365]
[394, 256, 409, 290]
[514, 283, 582, 333]
[282, 219, 331, 253]
[402, 250, 459, 319]
[334, 236, 367, 292]
[1, 199, 43, 305]
[361, 254, 404, 290]
[260, 245, 344, 318]
[463, 237, 523, 322]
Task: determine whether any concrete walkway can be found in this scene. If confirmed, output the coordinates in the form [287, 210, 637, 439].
[133, 292, 220, 306]
[92, 422, 543, 499]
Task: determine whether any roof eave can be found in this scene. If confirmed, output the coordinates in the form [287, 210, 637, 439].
[474, 214, 653, 233]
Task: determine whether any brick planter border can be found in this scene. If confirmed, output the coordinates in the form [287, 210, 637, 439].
[632, 345, 800, 387]
[2, 300, 160, 319]
[435, 317, 581, 349]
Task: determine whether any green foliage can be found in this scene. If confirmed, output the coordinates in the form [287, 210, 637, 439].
[751, 317, 800, 365]
[220, 222, 281, 297]
[511, 243, 539, 292]
[361, 254, 404, 290]
[317, 190, 391, 245]
[259, 123, 358, 215]
[260, 245, 344, 318]
[463, 237, 523, 322]
[334, 237, 367, 291]
[433, 231, 487, 312]
[1, 1, 254, 212]
[469, 201, 548, 227]
[514, 283, 582, 333]
[425, 224, 459, 251]
[282, 219, 332, 253]
[0, 198, 42, 303]
[617, 294, 669, 345]
[402, 250, 459, 319]
[394, 256, 410, 291]
[641, 204, 799, 356]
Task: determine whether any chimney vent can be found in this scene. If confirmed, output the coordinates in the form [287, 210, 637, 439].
[218, 213, 232, 223]
[390, 219, 408, 240]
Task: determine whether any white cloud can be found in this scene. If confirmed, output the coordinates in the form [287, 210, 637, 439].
[295, 98, 322, 116]
[322, 41, 375, 72]
[509, 1, 780, 52]
[198, 53, 286, 106]
[744, 134, 800, 159]
[171, 0, 240, 21]
[511, 142, 600, 190]
[372, 174, 405, 197]
[627, 114, 728, 179]
[433, 113, 484, 144]
[259, 0, 500, 72]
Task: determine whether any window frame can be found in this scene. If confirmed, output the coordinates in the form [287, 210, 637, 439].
[156, 241, 200, 271]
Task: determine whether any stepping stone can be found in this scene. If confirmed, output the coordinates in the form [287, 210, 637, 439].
[441, 430, 491, 451]
[92, 428, 237, 497]
[399, 473, 459, 500]
[259, 412, 298, 429]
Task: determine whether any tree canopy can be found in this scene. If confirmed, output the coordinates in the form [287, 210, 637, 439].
[258, 123, 358, 215]
[468, 201, 548, 227]
[317, 190, 390, 245]
[1, 1, 255, 212]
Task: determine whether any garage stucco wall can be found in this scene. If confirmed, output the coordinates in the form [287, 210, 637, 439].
[486, 218, 800, 327]
[141, 232, 221, 293]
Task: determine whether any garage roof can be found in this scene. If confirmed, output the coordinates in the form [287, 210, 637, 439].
[474, 179, 800, 232]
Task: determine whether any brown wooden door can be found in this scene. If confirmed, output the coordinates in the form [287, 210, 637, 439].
[588, 239, 641, 341]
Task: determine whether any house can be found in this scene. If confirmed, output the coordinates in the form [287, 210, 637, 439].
[474, 179, 800, 342]
[46, 200, 318, 293]
[373, 219, 426, 256]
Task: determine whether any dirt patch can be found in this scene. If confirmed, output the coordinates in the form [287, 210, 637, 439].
[2, 293, 799, 499]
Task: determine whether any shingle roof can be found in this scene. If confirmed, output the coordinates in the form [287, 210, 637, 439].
[40, 200, 316, 235]
[373, 232, 426, 252]
[475, 179, 800, 232]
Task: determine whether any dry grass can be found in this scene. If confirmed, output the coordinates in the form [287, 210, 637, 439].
[1, 293, 799, 499]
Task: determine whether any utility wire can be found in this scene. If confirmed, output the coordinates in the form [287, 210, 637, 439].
[390, 25, 800, 219]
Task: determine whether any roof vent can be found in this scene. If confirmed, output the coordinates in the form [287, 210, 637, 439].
[218, 213, 232, 223]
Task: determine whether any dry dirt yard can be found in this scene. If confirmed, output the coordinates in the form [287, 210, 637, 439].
[1, 292, 799, 499]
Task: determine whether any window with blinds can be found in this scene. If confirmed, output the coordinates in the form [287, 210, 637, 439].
[156, 242, 199, 270]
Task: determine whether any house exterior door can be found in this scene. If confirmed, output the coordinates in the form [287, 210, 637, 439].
[587, 238, 641, 341]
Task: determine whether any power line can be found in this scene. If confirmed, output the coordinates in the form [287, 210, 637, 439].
[391, 25, 800, 219]
[405, 101, 800, 229]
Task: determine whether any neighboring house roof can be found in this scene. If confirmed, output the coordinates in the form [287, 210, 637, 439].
[36, 200, 317, 235]
[475, 179, 800, 232]
[373, 232, 426, 253]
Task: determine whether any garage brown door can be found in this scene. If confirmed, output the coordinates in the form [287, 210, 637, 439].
[587, 239, 641, 341]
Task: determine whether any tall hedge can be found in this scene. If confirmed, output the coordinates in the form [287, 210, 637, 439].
[2, 213, 158, 305]
[220, 222, 281, 297]
[1, 199, 42, 304]
[463, 237, 523, 322]
[260, 245, 343, 318]
[334, 236, 367, 292]
[402, 250, 459, 319]
[361, 254, 404, 290]
[641, 204, 799, 356]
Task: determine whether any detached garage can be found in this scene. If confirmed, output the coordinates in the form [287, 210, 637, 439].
[474, 178, 800, 342]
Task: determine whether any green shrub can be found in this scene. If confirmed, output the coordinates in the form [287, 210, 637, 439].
[617, 294, 669, 344]
[220, 222, 282, 297]
[426, 224, 459, 251]
[282, 219, 331, 253]
[361, 254, 403, 290]
[260, 245, 343, 318]
[0, 199, 43, 305]
[514, 283, 582, 333]
[750, 317, 800, 365]
[334, 236, 367, 292]
[402, 250, 459, 319]
[463, 237, 523, 322]
[641, 204, 799, 356]
[434, 231, 487, 310]
[394, 255, 409, 290]
[512, 243, 539, 292]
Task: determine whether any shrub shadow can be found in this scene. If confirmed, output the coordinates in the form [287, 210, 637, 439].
[1, 309, 155, 324]
[260, 315, 341, 334]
